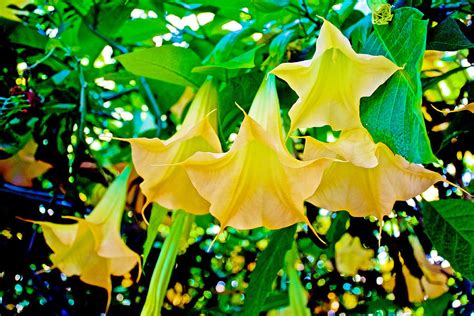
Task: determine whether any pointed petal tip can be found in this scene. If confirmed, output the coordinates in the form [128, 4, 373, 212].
[234, 102, 248, 117]
[304, 217, 327, 245]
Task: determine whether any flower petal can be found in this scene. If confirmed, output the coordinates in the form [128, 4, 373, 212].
[303, 128, 378, 168]
[306, 143, 444, 219]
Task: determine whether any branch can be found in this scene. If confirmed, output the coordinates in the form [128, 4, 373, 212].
[28, 48, 56, 70]
[78, 63, 87, 143]
[140, 77, 162, 136]
[69, 1, 163, 136]
[299, 0, 320, 26]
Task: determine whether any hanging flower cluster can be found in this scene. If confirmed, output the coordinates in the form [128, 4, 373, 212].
[25, 18, 454, 313]
[129, 19, 446, 232]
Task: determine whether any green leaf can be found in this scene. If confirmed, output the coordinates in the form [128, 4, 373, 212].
[360, 8, 436, 163]
[117, 18, 169, 45]
[327, 0, 357, 27]
[51, 70, 71, 85]
[422, 199, 474, 280]
[9, 24, 48, 50]
[143, 204, 168, 267]
[145, 79, 186, 113]
[178, 0, 252, 10]
[307, 0, 338, 17]
[241, 225, 296, 316]
[365, 298, 399, 313]
[69, 0, 93, 16]
[422, 66, 468, 91]
[192, 45, 264, 79]
[218, 71, 264, 142]
[261, 292, 289, 312]
[427, 17, 474, 51]
[204, 28, 255, 65]
[268, 29, 297, 64]
[42, 103, 76, 114]
[325, 211, 350, 258]
[422, 293, 452, 316]
[252, 0, 290, 13]
[345, 14, 372, 53]
[116, 46, 204, 88]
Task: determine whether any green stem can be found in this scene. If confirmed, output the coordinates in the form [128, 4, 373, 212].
[78, 64, 87, 144]
[141, 210, 194, 316]
[28, 48, 56, 70]
[140, 77, 162, 136]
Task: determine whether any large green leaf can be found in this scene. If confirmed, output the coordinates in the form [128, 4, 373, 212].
[360, 8, 436, 163]
[116, 46, 204, 88]
[427, 17, 474, 51]
[241, 225, 296, 316]
[325, 211, 350, 258]
[9, 24, 48, 50]
[117, 18, 169, 45]
[218, 71, 264, 143]
[422, 199, 474, 280]
[422, 293, 452, 316]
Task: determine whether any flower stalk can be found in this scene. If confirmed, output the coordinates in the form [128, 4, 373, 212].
[141, 210, 194, 316]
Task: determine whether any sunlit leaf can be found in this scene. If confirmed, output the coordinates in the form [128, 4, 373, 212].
[422, 199, 474, 280]
[116, 46, 204, 88]
[360, 8, 436, 163]
[0, 0, 30, 21]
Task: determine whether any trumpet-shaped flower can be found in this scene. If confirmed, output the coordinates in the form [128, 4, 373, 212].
[0, 139, 52, 187]
[271, 19, 400, 133]
[402, 236, 451, 302]
[26, 168, 140, 310]
[182, 75, 331, 231]
[123, 79, 221, 214]
[335, 233, 374, 276]
[303, 130, 444, 219]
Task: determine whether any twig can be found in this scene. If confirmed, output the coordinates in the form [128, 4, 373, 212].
[140, 77, 162, 136]
[28, 48, 56, 70]
[299, 0, 320, 25]
[69, 1, 164, 136]
[78, 63, 87, 143]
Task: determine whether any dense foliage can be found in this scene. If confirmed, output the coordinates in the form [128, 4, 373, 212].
[0, 0, 473, 315]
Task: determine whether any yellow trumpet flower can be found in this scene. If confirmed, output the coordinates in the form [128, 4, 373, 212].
[182, 75, 331, 232]
[402, 236, 451, 302]
[335, 233, 374, 276]
[272, 19, 400, 134]
[25, 167, 140, 311]
[123, 79, 221, 214]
